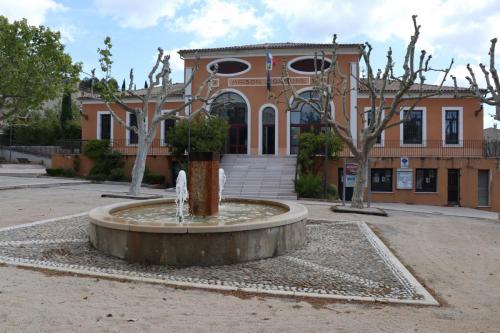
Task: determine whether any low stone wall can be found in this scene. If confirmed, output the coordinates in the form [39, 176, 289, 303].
[51, 153, 175, 186]
[88, 198, 308, 267]
[0, 148, 51, 166]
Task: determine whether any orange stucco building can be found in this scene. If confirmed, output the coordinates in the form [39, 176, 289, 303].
[73, 43, 499, 211]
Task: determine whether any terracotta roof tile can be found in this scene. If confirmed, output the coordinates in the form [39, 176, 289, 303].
[179, 42, 363, 55]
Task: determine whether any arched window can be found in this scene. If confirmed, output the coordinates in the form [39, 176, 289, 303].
[289, 90, 329, 154]
[211, 92, 248, 154]
[261, 107, 275, 155]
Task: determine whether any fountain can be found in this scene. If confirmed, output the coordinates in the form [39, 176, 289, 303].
[175, 170, 188, 223]
[218, 168, 226, 207]
[88, 152, 308, 267]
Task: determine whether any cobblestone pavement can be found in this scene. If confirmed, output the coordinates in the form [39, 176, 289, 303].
[0, 215, 436, 304]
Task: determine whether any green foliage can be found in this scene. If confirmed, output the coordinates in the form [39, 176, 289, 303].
[109, 168, 125, 181]
[143, 169, 165, 185]
[60, 91, 73, 127]
[167, 116, 229, 156]
[295, 175, 338, 200]
[46, 168, 75, 177]
[295, 174, 323, 198]
[0, 16, 81, 121]
[83, 140, 123, 181]
[83, 139, 111, 159]
[297, 131, 343, 175]
[327, 183, 338, 199]
[9, 105, 81, 145]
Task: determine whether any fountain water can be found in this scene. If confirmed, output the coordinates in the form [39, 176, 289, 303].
[218, 168, 226, 207]
[175, 170, 188, 223]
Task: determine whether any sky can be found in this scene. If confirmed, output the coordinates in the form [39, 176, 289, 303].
[0, 0, 498, 128]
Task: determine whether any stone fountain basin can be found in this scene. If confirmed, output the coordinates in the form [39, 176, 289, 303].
[88, 198, 308, 267]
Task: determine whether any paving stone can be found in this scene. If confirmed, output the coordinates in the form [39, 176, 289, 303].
[0, 216, 431, 302]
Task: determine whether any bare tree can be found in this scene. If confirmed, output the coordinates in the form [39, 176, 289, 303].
[88, 37, 219, 196]
[457, 38, 500, 121]
[279, 15, 453, 208]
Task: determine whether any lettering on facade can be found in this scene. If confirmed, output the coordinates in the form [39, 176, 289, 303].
[228, 77, 310, 87]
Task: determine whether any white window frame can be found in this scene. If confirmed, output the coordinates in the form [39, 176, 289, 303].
[442, 107, 463, 147]
[160, 110, 175, 147]
[287, 55, 333, 75]
[363, 107, 385, 147]
[400, 107, 427, 147]
[258, 104, 279, 155]
[96, 111, 113, 141]
[126, 112, 147, 146]
[206, 58, 251, 77]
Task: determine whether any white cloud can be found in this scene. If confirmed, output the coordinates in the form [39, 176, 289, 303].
[173, 0, 271, 47]
[263, 0, 500, 61]
[435, 64, 487, 88]
[54, 23, 79, 43]
[93, 0, 188, 29]
[0, 0, 64, 25]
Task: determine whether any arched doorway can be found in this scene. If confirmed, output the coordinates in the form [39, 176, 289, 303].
[212, 92, 248, 154]
[261, 106, 276, 155]
[289, 90, 327, 154]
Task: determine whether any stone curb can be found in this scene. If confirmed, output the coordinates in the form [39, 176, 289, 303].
[331, 205, 388, 216]
[0, 257, 439, 306]
[0, 181, 90, 191]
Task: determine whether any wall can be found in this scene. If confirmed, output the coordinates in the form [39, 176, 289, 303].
[184, 52, 360, 156]
[326, 157, 500, 211]
[52, 153, 176, 186]
[0, 148, 51, 166]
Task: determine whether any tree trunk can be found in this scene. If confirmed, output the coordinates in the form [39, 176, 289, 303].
[350, 155, 368, 209]
[128, 115, 150, 195]
[128, 135, 148, 196]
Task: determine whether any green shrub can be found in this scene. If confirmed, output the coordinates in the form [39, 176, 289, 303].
[167, 116, 229, 156]
[327, 183, 338, 200]
[109, 168, 125, 181]
[295, 174, 323, 198]
[143, 170, 165, 185]
[295, 174, 338, 200]
[83, 140, 123, 181]
[46, 168, 74, 177]
[297, 131, 343, 175]
[46, 168, 64, 176]
[62, 169, 75, 177]
[83, 139, 111, 159]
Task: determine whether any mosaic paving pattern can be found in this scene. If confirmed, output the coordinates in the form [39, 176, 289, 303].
[0, 216, 437, 304]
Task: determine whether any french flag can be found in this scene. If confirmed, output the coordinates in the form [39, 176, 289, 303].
[266, 49, 274, 91]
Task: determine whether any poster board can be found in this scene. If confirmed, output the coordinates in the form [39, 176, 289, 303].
[345, 163, 358, 188]
[396, 168, 413, 189]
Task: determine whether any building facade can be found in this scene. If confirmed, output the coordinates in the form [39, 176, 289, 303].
[74, 43, 499, 211]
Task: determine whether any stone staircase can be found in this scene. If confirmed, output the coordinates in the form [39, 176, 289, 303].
[220, 155, 297, 200]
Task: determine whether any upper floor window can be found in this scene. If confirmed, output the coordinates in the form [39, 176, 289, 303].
[288, 56, 332, 74]
[442, 107, 463, 146]
[365, 108, 382, 145]
[127, 113, 138, 145]
[402, 109, 424, 144]
[97, 112, 112, 141]
[445, 110, 459, 144]
[207, 58, 251, 76]
[163, 118, 175, 146]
